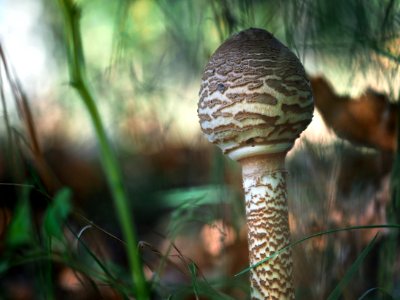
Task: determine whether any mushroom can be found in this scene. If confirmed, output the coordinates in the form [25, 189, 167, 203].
[197, 28, 314, 299]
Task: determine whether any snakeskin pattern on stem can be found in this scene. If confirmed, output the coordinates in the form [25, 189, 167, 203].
[242, 155, 293, 300]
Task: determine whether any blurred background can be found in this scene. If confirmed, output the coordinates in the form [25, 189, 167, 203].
[0, 0, 400, 299]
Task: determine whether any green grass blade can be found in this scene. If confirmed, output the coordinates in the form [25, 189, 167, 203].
[43, 187, 72, 240]
[327, 233, 378, 300]
[235, 224, 400, 277]
[56, 0, 148, 298]
[188, 263, 199, 298]
[6, 185, 33, 247]
[358, 287, 394, 300]
[186, 263, 235, 300]
[72, 226, 131, 298]
[156, 185, 233, 208]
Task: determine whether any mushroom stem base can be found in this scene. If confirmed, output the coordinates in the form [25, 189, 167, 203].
[241, 154, 294, 300]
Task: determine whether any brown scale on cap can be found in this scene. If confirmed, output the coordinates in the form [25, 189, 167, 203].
[197, 28, 314, 299]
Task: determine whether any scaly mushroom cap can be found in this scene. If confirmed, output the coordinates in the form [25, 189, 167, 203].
[198, 28, 314, 161]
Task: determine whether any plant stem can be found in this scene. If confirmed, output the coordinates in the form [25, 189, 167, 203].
[57, 0, 149, 298]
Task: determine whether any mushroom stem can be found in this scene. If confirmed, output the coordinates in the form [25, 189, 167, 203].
[197, 28, 313, 299]
[241, 154, 293, 299]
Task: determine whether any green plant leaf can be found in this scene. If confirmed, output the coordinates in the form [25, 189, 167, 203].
[6, 186, 33, 247]
[43, 188, 72, 240]
[327, 233, 379, 300]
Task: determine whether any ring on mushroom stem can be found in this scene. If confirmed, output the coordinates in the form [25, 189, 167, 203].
[197, 28, 314, 299]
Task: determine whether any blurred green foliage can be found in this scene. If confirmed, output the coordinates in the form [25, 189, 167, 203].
[1, 0, 400, 299]
[35, 0, 400, 150]
[6, 186, 34, 248]
[43, 187, 72, 240]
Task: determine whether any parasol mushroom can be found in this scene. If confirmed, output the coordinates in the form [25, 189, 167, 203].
[197, 28, 314, 299]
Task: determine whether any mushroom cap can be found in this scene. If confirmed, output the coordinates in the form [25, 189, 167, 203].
[198, 28, 314, 161]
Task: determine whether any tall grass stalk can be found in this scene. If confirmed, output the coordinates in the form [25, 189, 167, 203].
[57, 0, 149, 298]
[0, 47, 13, 156]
